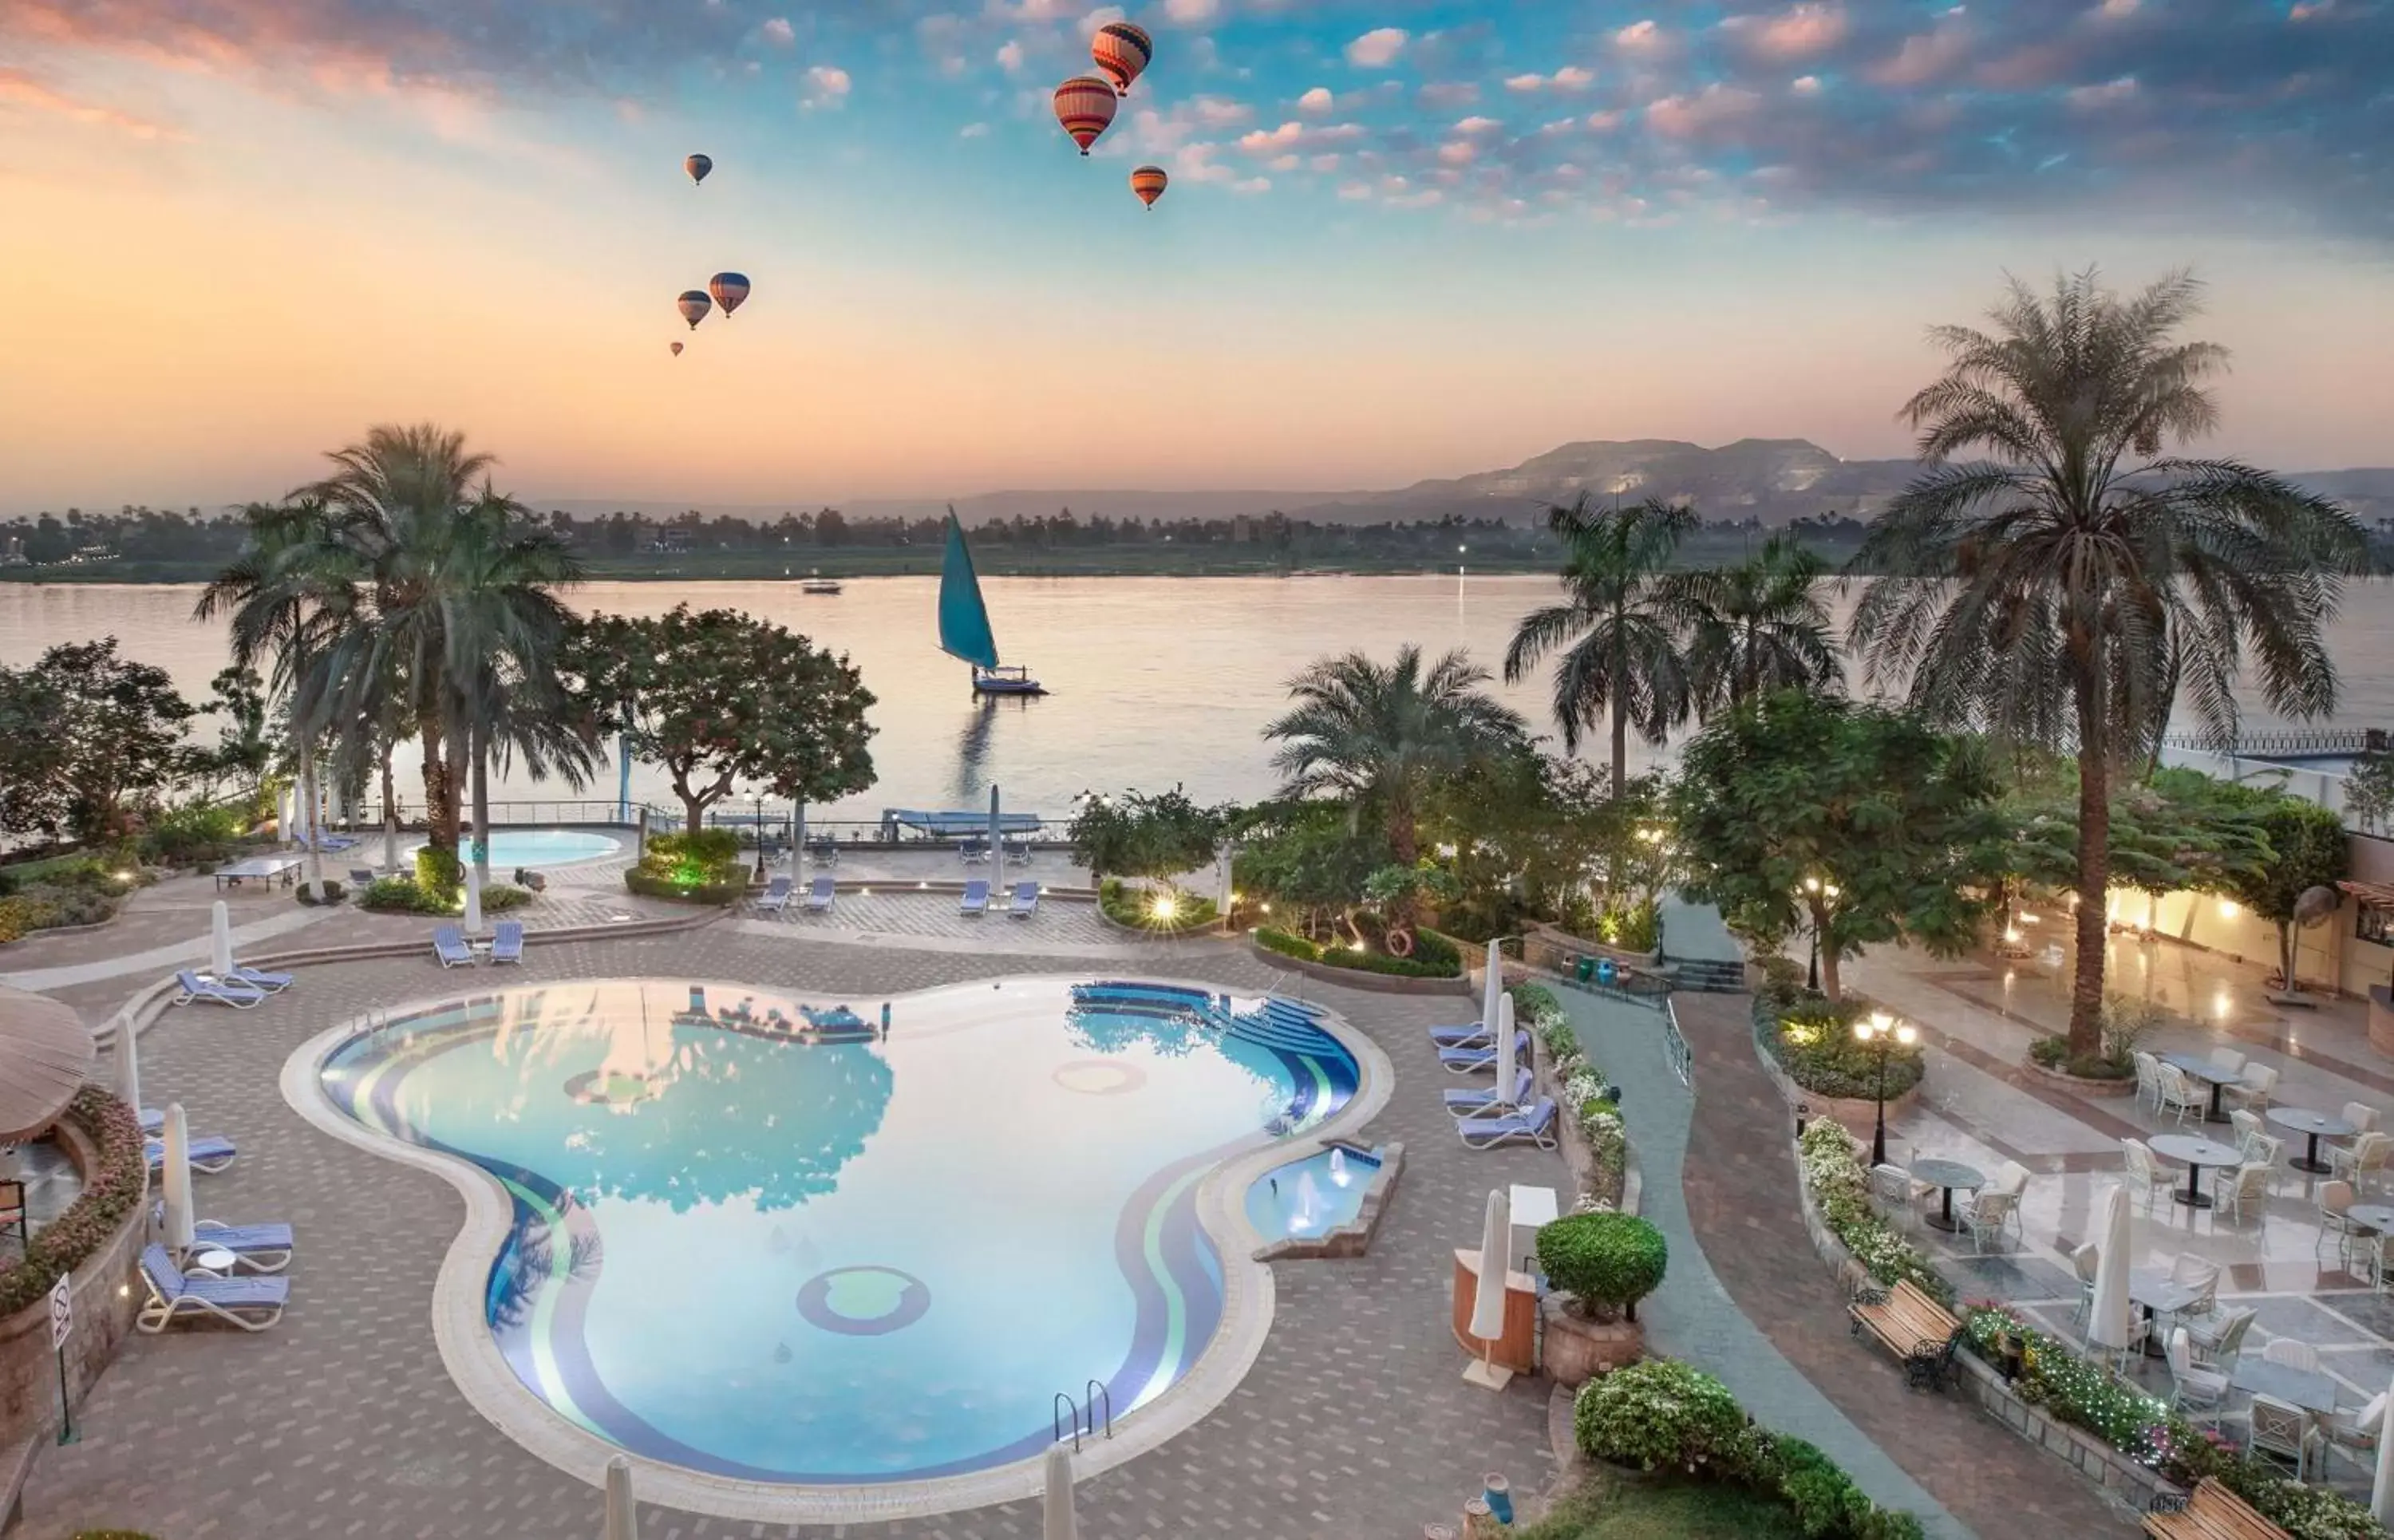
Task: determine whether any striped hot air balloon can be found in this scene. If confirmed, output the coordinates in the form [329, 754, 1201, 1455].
[1092, 22, 1152, 97]
[677, 290, 711, 330]
[709, 272, 751, 318]
[685, 153, 713, 187]
[1130, 165, 1168, 209]
[1052, 76, 1118, 156]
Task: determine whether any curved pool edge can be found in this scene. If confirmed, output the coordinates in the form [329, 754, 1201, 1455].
[277, 973, 1393, 1524]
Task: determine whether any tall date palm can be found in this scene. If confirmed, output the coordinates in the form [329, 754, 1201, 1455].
[1504, 496, 1709, 796]
[1264, 645, 1527, 867]
[1850, 269, 2369, 1054]
[1684, 532, 1841, 718]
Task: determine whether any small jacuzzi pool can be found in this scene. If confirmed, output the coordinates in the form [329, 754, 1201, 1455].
[410, 828, 624, 869]
[1246, 1141, 1384, 1241]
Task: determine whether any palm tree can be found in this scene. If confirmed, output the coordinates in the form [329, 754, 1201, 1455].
[1684, 533, 1842, 718]
[1504, 496, 1710, 796]
[1264, 646, 1527, 867]
[1849, 268, 2370, 1054]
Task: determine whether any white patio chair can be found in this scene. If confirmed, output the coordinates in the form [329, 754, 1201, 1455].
[2208, 1046, 2247, 1078]
[2186, 1306, 2254, 1372]
[2248, 1393, 2321, 1479]
[2214, 1163, 2273, 1226]
[2262, 1337, 2321, 1372]
[2071, 1242, 2100, 1324]
[2123, 1139, 2175, 1211]
[2223, 1063, 2278, 1115]
[2345, 1102, 2381, 1136]
[1870, 1163, 1924, 1228]
[2160, 1254, 2220, 1334]
[2156, 1065, 2206, 1127]
[2133, 1051, 2163, 1113]
[2165, 1328, 2230, 1427]
[2330, 1131, 2394, 1193]
[1989, 1159, 2031, 1196]
[1957, 1188, 2021, 1254]
[2328, 1391, 2388, 1458]
[2317, 1179, 2369, 1264]
[2230, 1108, 2265, 1149]
[2239, 1132, 2285, 1172]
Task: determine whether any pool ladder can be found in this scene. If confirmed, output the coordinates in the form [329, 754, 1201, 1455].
[1051, 1381, 1113, 1452]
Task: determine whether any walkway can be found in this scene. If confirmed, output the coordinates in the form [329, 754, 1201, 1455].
[0, 904, 331, 991]
[1661, 990, 2143, 1540]
[1565, 988, 1965, 1538]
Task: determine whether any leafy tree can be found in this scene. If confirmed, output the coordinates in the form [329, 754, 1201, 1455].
[1670, 692, 2008, 1001]
[0, 639, 194, 843]
[2003, 762, 2270, 902]
[179, 666, 277, 806]
[1230, 801, 1386, 938]
[565, 606, 877, 833]
[1504, 496, 1709, 795]
[1682, 532, 1841, 719]
[1067, 785, 1236, 886]
[2221, 796, 2350, 995]
[1849, 269, 2370, 1052]
[1263, 645, 1526, 867]
[2347, 750, 2394, 836]
[1423, 750, 1626, 938]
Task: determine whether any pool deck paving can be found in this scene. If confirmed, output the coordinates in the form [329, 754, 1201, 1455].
[1659, 989, 2143, 1540]
[17, 929, 1565, 1539]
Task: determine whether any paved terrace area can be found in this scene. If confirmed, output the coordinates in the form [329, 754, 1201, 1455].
[14, 916, 1566, 1539]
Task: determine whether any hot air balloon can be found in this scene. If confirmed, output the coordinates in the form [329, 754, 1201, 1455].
[709, 272, 751, 318]
[670, 341, 685, 357]
[1130, 165, 1168, 209]
[1092, 22, 1152, 97]
[685, 153, 713, 187]
[1053, 77, 1118, 156]
[678, 290, 711, 330]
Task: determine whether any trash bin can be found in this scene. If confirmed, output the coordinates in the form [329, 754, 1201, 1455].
[1596, 958, 1617, 986]
[1574, 955, 1594, 984]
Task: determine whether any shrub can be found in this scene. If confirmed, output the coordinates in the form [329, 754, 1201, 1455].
[1251, 925, 1462, 977]
[415, 843, 464, 898]
[0, 1089, 145, 1317]
[1759, 995, 1924, 1101]
[1099, 878, 1219, 933]
[629, 830, 747, 901]
[1537, 1212, 1668, 1320]
[1796, 1120, 1952, 1307]
[622, 868, 750, 906]
[2028, 1034, 2135, 1080]
[358, 877, 531, 915]
[1576, 1360, 1750, 1475]
[646, 829, 741, 870]
[139, 801, 254, 865]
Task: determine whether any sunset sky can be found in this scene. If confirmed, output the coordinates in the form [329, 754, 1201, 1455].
[2, 0, 2389, 514]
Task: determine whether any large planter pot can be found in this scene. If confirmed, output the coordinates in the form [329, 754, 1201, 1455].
[2021, 1059, 2139, 1098]
[1539, 1297, 1644, 1386]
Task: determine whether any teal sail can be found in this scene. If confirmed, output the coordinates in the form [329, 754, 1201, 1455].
[937, 509, 1000, 670]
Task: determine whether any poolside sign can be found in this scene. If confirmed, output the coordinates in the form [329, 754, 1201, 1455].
[48, 1272, 69, 1348]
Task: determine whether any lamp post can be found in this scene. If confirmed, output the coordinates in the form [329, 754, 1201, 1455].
[745, 784, 771, 883]
[1801, 875, 1839, 993]
[1852, 1010, 1917, 1168]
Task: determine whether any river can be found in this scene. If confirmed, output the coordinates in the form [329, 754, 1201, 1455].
[2, 575, 2390, 823]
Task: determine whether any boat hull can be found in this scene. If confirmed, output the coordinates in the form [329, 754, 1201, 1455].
[974, 673, 1047, 697]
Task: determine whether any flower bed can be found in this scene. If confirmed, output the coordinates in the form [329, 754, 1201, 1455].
[1757, 993, 1925, 1101]
[1097, 878, 1218, 934]
[1253, 924, 1461, 979]
[1794, 1120, 1953, 1308]
[1, 1088, 148, 1447]
[0, 1090, 143, 1318]
[1522, 983, 1626, 1209]
[1957, 1305, 2389, 1539]
[1573, 1359, 1926, 1539]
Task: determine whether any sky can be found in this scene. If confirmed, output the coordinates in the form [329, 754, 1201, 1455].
[2, 0, 2391, 514]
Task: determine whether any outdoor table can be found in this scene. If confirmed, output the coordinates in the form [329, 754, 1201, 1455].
[2269, 1106, 2357, 1175]
[2348, 1203, 2394, 1234]
[2234, 1359, 2341, 1416]
[213, 856, 300, 890]
[2160, 1052, 2239, 1122]
[190, 1246, 237, 1274]
[2150, 1133, 2244, 1210]
[1909, 1157, 1985, 1232]
[2129, 1269, 2210, 1356]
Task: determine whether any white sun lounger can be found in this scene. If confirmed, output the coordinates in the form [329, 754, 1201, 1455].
[175, 970, 266, 1009]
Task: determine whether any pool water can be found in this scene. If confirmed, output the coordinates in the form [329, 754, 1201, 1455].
[1245, 1143, 1383, 1241]
[409, 828, 623, 868]
[318, 977, 1358, 1484]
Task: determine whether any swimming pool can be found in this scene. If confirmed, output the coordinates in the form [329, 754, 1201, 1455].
[312, 977, 1361, 1491]
[408, 828, 624, 868]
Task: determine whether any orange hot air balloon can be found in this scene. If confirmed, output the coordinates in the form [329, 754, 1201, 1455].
[709, 272, 751, 317]
[1092, 22, 1152, 97]
[1130, 165, 1168, 209]
[1053, 76, 1118, 156]
[677, 290, 711, 330]
[685, 153, 713, 187]
[670, 341, 685, 357]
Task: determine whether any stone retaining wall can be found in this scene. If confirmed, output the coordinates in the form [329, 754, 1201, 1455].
[0, 1112, 146, 1451]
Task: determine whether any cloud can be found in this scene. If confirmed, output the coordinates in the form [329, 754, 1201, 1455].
[2065, 74, 2139, 108]
[1612, 20, 1673, 57]
[960, 120, 989, 136]
[760, 18, 796, 46]
[1453, 115, 1501, 134]
[1503, 73, 1545, 93]
[1190, 94, 1252, 127]
[1646, 84, 1764, 139]
[0, 66, 184, 140]
[1719, 4, 1848, 61]
[801, 63, 850, 109]
[1236, 119, 1362, 156]
[1869, 25, 1971, 87]
[1418, 81, 1479, 109]
[996, 40, 1024, 71]
[1337, 179, 1372, 199]
[1790, 74, 1822, 94]
[1345, 28, 1408, 68]
[1298, 85, 1333, 114]
[1436, 140, 1476, 164]
[1163, 0, 1219, 21]
[1233, 176, 1270, 192]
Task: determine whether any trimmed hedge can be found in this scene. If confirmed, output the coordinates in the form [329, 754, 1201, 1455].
[623, 869, 750, 906]
[0, 1089, 145, 1317]
[1575, 1360, 1926, 1539]
[626, 830, 749, 904]
[1537, 1211, 1667, 1321]
[1252, 924, 1463, 978]
[358, 877, 531, 915]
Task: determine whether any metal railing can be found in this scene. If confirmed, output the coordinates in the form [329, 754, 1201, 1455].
[1051, 1382, 1114, 1452]
[2163, 727, 2384, 759]
[1662, 997, 1694, 1088]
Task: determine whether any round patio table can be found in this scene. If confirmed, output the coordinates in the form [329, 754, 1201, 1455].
[1909, 1157, 1985, 1232]
[2150, 1133, 2244, 1210]
[2269, 1106, 2356, 1175]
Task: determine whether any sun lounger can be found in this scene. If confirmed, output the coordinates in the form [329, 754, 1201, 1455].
[152, 1204, 294, 1273]
[174, 969, 266, 1009]
[226, 965, 294, 993]
[140, 1108, 164, 1134]
[432, 925, 476, 968]
[1439, 1031, 1529, 1075]
[961, 879, 991, 916]
[316, 834, 359, 851]
[752, 875, 794, 916]
[136, 1244, 289, 1333]
[1007, 881, 1040, 918]
[1429, 1022, 1494, 1048]
[349, 867, 377, 888]
[147, 1135, 238, 1175]
[489, 920, 523, 965]
[802, 875, 835, 912]
[1458, 1099, 1559, 1151]
[1446, 1068, 1536, 1116]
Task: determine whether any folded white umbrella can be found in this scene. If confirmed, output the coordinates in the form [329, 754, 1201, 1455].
[1043, 1440, 1079, 1540]
[161, 1103, 196, 1254]
[2087, 1183, 2134, 1361]
[1493, 995, 1519, 1111]
[2372, 1372, 2394, 1523]
[1481, 937, 1506, 1033]
[210, 900, 235, 977]
[464, 865, 484, 935]
[113, 1011, 140, 1112]
[602, 1454, 635, 1540]
[1464, 1187, 1515, 1389]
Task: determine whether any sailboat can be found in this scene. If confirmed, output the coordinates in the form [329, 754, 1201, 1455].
[938, 508, 1045, 697]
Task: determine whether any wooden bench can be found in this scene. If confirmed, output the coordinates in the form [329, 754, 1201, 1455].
[2143, 1477, 2289, 1540]
[1847, 1278, 1963, 1391]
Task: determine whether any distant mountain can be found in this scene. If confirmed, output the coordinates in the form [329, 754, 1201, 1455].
[527, 444, 2394, 531]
